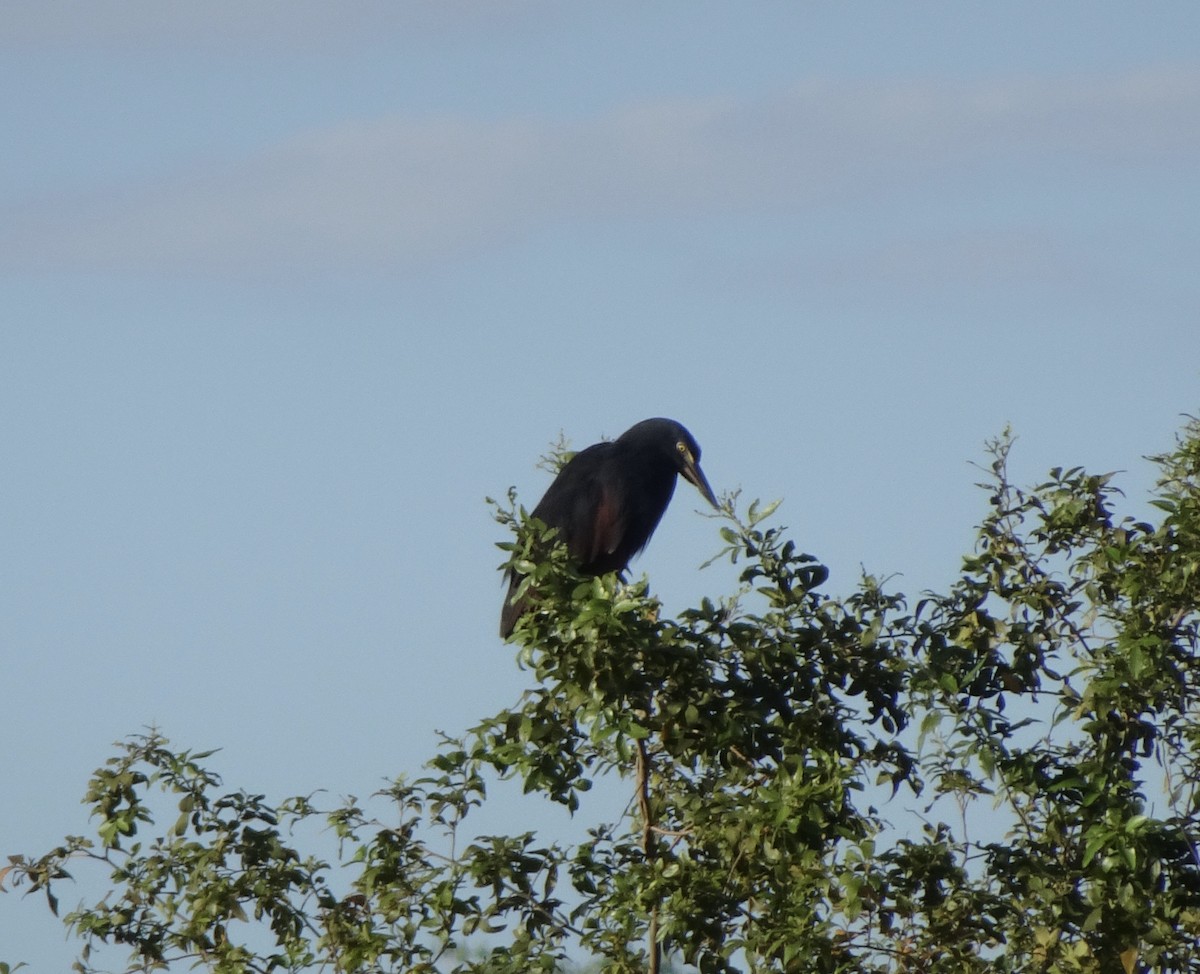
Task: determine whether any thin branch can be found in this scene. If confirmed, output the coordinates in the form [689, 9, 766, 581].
[636, 737, 660, 974]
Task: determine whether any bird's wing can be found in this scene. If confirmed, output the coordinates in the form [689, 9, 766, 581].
[531, 444, 627, 570]
[586, 480, 627, 564]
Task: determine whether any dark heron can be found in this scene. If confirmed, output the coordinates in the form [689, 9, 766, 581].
[500, 417, 718, 637]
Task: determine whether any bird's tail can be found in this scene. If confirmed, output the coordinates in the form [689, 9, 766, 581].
[499, 571, 525, 638]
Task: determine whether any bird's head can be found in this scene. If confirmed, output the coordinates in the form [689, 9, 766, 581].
[622, 418, 719, 509]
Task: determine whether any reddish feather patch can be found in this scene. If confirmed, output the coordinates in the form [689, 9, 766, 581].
[590, 486, 623, 561]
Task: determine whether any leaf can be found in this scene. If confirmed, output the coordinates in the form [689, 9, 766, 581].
[1120, 946, 1138, 974]
[1082, 829, 1108, 867]
[748, 498, 782, 526]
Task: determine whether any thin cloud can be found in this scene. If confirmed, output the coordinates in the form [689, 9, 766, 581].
[2, 67, 1197, 277]
[0, 0, 554, 51]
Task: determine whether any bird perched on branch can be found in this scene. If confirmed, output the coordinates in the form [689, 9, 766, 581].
[500, 417, 718, 637]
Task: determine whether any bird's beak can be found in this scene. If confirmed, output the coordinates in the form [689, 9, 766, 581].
[682, 458, 719, 509]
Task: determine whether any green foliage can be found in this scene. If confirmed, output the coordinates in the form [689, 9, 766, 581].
[7, 418, 1200, 973]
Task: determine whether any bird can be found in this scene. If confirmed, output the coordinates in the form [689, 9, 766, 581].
[500, 417, 718, 637]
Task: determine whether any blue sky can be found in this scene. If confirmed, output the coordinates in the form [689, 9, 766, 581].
[3, 3, 1198, 966]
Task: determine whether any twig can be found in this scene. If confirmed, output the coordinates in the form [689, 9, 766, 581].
[728, 745, 754, 766]
[650, 825, 694, 839]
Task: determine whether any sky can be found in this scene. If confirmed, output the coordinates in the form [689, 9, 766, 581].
[2, 2, 1198, 966]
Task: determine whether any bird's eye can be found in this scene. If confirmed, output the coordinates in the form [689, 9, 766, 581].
[676, 441, 687, 454]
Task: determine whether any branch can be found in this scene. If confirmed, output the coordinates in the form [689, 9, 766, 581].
[636, 737, 660, 974]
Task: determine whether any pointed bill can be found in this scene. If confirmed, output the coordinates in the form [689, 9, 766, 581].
[681, 459, 718, 509]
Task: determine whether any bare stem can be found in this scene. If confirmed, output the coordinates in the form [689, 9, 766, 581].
[636, 737, 660, 974]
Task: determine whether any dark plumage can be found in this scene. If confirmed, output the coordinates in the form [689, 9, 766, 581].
[500, 418, 718, 637]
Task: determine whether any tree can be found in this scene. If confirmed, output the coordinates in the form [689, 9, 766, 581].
[6, 417, 1200, 973]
